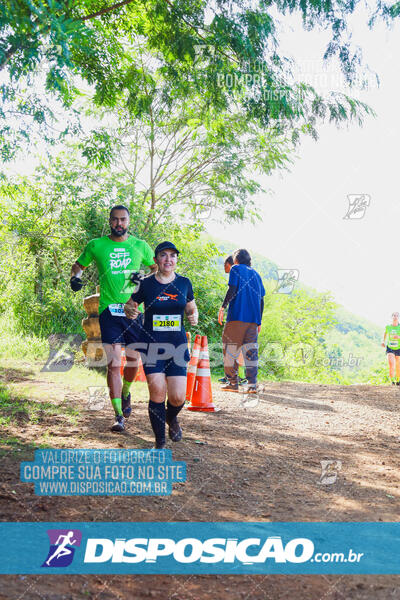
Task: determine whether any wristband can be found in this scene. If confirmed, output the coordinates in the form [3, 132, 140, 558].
[70, 276, 83, 292]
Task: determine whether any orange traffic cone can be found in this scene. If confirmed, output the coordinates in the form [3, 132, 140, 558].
[135, 356, 147, 382]
[121, 350, 147, 382]
[187, 336, 218, 412]
[185, 334, 202, 402]
[120, 347, 126, 376]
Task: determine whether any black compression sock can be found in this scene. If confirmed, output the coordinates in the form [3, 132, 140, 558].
[148, 400, 166, 444]
[166, 401, 185, 425]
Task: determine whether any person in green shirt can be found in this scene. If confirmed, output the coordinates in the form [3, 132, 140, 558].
[70, 205, 156, 432]
[382, 312, 400, 385]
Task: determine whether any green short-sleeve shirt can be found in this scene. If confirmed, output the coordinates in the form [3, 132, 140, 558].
[77, 235, 154, 315]
[385, 325, 400, 350]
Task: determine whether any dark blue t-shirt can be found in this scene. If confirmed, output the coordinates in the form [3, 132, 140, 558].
[227, 264, 265, 325]
[131, 273, 194, 344]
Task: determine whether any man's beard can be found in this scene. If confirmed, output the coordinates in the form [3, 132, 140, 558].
[110, 226, 127, 238]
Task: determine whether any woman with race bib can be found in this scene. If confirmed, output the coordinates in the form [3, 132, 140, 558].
[124, 242, 198, 448]
[382, 312, 400, 385]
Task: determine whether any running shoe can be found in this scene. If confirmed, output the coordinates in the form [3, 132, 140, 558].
[220, 377, 247, 385]
[245, 385, 258, 394]
[154, 440, 166, 449]
[122, 392, 132, 418]
[221, 383, 239, 392]
[110, 415, 125, 432]
[168, 418, 182, 442]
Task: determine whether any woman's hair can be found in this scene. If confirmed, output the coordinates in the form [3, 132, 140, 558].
[233, 248, 251, 266]
[224, 255, 234, 266]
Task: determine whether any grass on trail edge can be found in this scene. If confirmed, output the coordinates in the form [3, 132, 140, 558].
[0, 380, 80, 428]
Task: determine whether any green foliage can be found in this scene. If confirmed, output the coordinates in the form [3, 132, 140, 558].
[0, 153, 390, 385]
[78, 90, 295, 228]
[323, 328, 387, 382]
[0, 165, 105, 335]
[334, 305, 381, 341]
[258, 288, 338, 380]
[0, 313, 49, 360]
[1, 0, 383, 160]
[0, 159, 228, 339]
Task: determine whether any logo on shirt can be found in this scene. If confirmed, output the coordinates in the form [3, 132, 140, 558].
[110, 251, 131, 270]
[156, 293, 178, 302]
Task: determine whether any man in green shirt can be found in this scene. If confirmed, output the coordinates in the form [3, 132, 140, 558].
[70, 205, 156, 432]
[382, 312, 400, 385]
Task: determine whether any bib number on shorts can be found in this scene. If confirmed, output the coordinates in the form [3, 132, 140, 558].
[153, 314, 181, 331]
[109, 303, 126, 317]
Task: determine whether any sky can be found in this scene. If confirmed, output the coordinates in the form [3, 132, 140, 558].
[207, 8, 400, 329]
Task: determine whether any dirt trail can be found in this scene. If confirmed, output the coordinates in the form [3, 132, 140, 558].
[0, 365, 399, 599]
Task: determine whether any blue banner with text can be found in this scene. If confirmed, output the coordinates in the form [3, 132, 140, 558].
[1, 522, 399, 574]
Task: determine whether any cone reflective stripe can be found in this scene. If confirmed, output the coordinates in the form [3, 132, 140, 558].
[187, 335, 217, 412]
[185, 334, 202, 402]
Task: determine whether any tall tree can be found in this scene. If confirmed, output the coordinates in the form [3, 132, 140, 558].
[80, 91, 296, 232]
[1, 0, 384, 160]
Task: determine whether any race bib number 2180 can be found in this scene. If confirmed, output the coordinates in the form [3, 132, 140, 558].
[153, 314, 181, 331]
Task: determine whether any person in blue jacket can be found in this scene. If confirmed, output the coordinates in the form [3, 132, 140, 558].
[218, 248, 265, 393]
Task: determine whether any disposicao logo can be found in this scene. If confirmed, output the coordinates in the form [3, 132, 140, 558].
[84, 536, 314, 564]
[42, 529, 82, 567]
